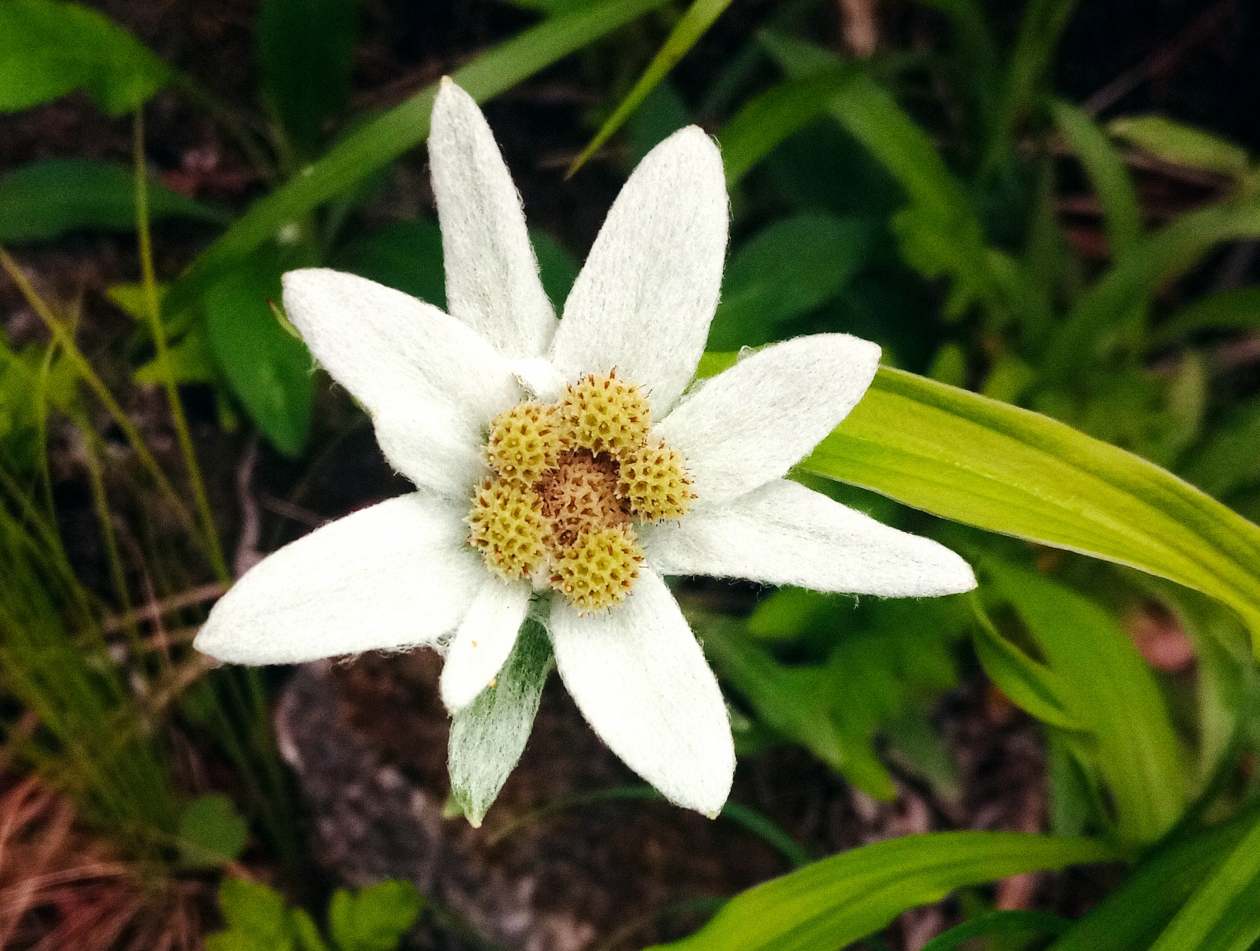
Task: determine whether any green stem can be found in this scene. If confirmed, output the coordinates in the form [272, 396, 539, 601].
[0, 246, 198, 542]
[133, 111, 231, 585]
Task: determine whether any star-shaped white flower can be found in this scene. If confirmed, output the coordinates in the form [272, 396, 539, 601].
[194, 79, 976, 816]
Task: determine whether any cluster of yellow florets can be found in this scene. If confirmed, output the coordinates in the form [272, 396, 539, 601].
[468, 370, 693, 611]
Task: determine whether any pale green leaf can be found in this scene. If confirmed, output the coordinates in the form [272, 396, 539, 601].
[448, 618, 551, 827]
[648, 832, 1115, 951]
[0, 0, 171, 115]
[1110, 115, 1251, 180]
[0, 159, 225, 242]
[328, 881, 423, 951]
[799, 366, 1260, 653]
[569, 0, 734, 175]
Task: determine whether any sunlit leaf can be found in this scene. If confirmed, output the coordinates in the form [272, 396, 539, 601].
[0, 159, 225, 242]
[1110, 115, 1251, 180]
[649, 832, 1115, 951]
[569, 0, 735, 175]
[0, 0, 171, 115]
[798, 366, 1260, 650]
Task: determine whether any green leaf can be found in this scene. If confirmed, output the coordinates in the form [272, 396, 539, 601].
[1151, 287, 1260, 348]
[1181, 396, 1260, 500]
[177, 793, 249, 867]
[202, 254, 312, 457]
[647, 832, 1116, 951]
[333, 221, 446, 306]
[799, 366, 1260, 654]
[970, 598, 1083, 732]
[1050, 811, 1258, 951]
[569, 0, 734, 175]
[256, 0, 358, 157]
[208, 878, 294, 951]
[1051, 100, 1141, 259]
[290, 910, 332, 951]
[984, 562, 1185, 844]
[163, 0, 671, 319]
[1110, 115, 1251, 180]
[448, 618, 551, 827]
[133, 325, 217, 385]
[718, 64, 860, 184]
[327, 881, 423, 951]
[1048, 197, 1260, 376]
[708, 214, 872, 350]
[996, 0, 1079, 137]
[1147, 812, 1260, 951]
[0, 0, 171, 115]
[529, 229, 580, 310]
[920, 910, 1071, 951]
[0, 159, 225, 242]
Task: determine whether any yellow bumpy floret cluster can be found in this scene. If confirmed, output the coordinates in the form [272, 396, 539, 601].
[467, 370, 694, 611]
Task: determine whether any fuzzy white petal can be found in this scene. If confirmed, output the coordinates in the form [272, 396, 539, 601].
[194, 494, 483, 665]
[549, 127, 728, 415]
[548, 570, 734, 815]
[283, 268, 520, 497]
[643, 479, 977, 596]
[430, 80, 557, 358]
[440, 577, 532, 713]
[657, 334, 881, 506]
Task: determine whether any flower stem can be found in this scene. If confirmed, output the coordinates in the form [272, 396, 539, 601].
[133, 110, 231, 585]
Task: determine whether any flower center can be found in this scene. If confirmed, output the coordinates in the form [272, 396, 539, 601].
[468, 370, 693, 611]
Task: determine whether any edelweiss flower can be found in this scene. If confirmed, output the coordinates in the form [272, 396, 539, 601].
[194, 79, 976, 816]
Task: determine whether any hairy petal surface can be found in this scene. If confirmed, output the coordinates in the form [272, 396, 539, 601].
[550, 127, 728, 415]
[429, 80, 557, 359]
[440, 577, 532, 713]
[548, 570, 734, 815]
[283, 268, 520, 497]
[195, 494, 483, 665]
[657, 334, 881, 507]
[643, 479, 977, 596]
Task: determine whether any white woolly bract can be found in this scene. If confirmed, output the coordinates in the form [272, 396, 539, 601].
[441, 576, 532, 712]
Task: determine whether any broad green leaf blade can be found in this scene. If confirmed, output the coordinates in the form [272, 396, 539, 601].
[718, 64, 860, 184]
[985, 563, 1185, 844]
[1050, 811, 1259, 951]
[920, 910, 1071, 951]
[332, 220, 447, 306]
[1110, 115, 1251, 180]
[1048, 197, 1260, 377]
[1150, 287, 1260, 348]
[0, 0, 171, 115]
[648, 832, 1115, 951]
[1051, 100, 1141, 259]
[163, 0, 670, 318]
[1148, 812, 1260, 951]
[708, 214, 872, 350]
[0, 159, 226, 242]
[569, 0, 734, 175]
[529, 229, 580, 309]
[800, 367, 1260, 652]
[202, 256, 312, 458]
[448, 618, 551, 828]
[1180, 396, 1260, 500]
[256, 0, 358, 157]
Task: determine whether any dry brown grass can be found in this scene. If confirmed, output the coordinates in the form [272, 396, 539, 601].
[0, 777, 204, 951]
